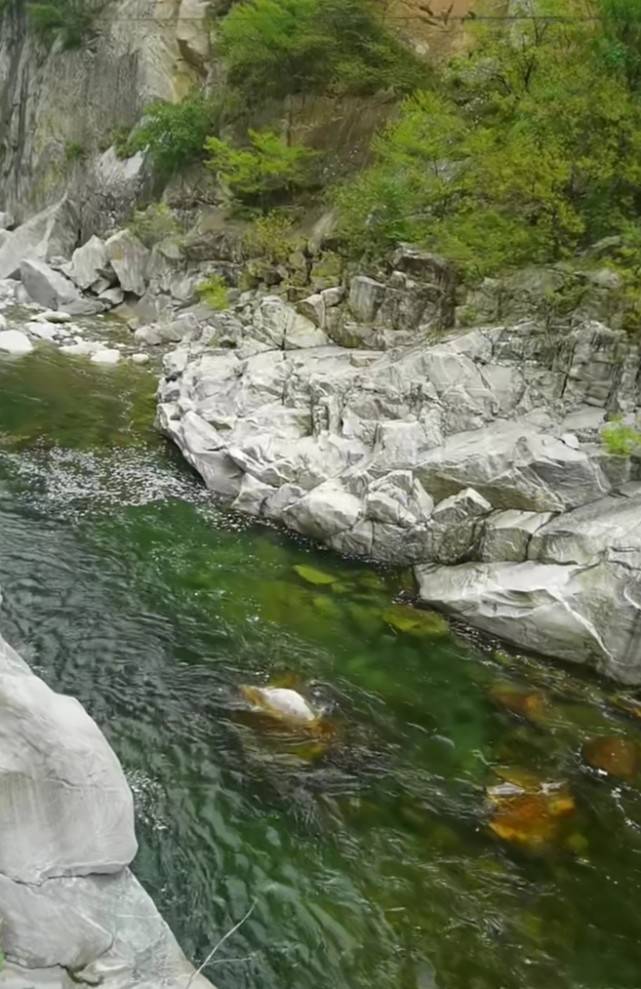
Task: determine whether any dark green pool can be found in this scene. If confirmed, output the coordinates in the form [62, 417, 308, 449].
[2, 346, 641, 989]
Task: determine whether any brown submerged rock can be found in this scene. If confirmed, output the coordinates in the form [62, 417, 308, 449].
[486, 768, 575, 850]
[582, 736, 641, 781]
[488, 683, 547, 724]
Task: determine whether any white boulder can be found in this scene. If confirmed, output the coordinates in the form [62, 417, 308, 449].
[104, 230, 150, 296]
[0, 330, 33, 355]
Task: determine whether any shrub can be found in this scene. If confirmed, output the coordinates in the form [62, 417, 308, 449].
[205, 130, 318, 207]
[127, 95, 221, 175]
[128, 203, 180, 247]
[601, 418, 641, 456]
[28, 0, 97, 48]
[64, 140, 86, 162]
[219, 0, 428, 103]
[197, 274, 230, 310]
[242, 210, 302, 262]
[333, 9, 641, 277]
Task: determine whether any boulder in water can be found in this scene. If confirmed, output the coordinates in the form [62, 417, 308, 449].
[382, 602, 448, 637]
[241, 685, 317, 725]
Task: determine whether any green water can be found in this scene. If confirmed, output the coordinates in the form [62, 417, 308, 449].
[2, 347, 641, 989]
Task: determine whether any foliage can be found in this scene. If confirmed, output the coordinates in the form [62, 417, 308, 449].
[64, 140, 86, 162]
[126, 95, 221, 175]
[219, 0, 427, 103]
[334, 9, 641, 278]
[242, 210, 302, 262]
[601, 417, 641, 455]
[205, 130, 318, 206]
[197, 274, 230, 310]
[128, 203, 181, 247]
[28, 0, 98, 48]
[598, 0, 641, 88]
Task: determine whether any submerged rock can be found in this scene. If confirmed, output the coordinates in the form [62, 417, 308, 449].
[486, 769, 576, 851]
[488, 683, 547, 724]
[582, 736, 640, 780]
[293, 563, 340, 586]
[382, 603, 448, 637]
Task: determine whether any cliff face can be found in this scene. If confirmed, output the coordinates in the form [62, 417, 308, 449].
[0, 0, 209, 235]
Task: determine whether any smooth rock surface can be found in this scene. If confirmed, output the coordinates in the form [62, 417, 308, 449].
[0, 330, 33, 355]
[0, 631, 215, 988]
[105, 230, 150, 296]
[20, 259, 103, 316]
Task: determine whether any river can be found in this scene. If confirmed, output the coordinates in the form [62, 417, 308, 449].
[2, 324, 641, 989]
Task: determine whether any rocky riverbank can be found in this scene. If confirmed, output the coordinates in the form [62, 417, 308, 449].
[154, 251, 641, 684]
[1, 204, 641, 683]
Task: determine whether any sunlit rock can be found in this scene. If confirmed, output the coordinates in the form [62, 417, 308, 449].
[241, 685, 317, 725]
[293, 563, 340, 586]
[382, 602, 448, 637]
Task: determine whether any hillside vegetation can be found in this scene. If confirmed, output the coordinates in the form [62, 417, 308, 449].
[17, 0, 641, 291]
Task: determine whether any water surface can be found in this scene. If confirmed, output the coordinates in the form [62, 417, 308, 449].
[2, 346, 641, 989]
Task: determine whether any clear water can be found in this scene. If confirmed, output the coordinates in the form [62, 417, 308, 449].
[2, 345, 641, 989]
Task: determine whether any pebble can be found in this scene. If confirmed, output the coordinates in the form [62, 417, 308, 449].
[131, 352, 150, 365]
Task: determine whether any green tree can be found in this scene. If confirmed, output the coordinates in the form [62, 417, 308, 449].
[219, 0, 427, 103]
[334, 11, 641, 277]
[205, 129, 318, 206]
[28, 0, 98, 48]
[598, 0, 641, 88]
[126, 95, 221, 175]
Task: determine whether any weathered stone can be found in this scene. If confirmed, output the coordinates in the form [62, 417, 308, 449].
[283, 480, 363, 539]
[529, 492, 641, 566]
[66, 235, 111, 290]
[0, 634, 136, 883]
[481, 509, 554, 562]
[348, 275, 386, 322]
[0, 200, 78, 280]
[105, 230, 150, 296]
[416, 560, 641, 683]
[20, 260, 103, 316]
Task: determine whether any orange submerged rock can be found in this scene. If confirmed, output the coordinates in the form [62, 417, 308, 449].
[488, 683, 547, 723]
[582, 736, 640, 781]
[487, 769, 575, 850]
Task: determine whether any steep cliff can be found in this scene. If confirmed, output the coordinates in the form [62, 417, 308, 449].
[0, 0, 210, 236]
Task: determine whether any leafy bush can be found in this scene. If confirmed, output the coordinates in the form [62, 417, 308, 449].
[126, 95, 221, 175]
[219, 0, 427, 103]
[64, 140, 86, 162]
[601, 418, 641, 456]
[333, 10, 641, 277]
[205, 130, 318, 206]
[28, 0, 97, 48]
[242, 210, 302, 262]
[197, 274, 230, 310]
[128, 203, 180, 247]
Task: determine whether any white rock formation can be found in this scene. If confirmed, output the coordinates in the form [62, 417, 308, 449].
[0, 329, 33, 355]
[0, 632, 215, 989]
[156, 284, 641, 681]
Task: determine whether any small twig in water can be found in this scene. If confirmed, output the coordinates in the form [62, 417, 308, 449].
[185, 900, 257, 988]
